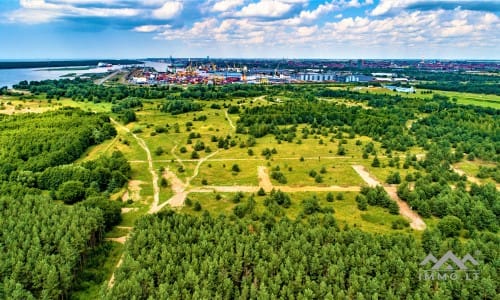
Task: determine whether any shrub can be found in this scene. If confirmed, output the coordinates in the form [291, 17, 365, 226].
[193, 201, 202, 211]
[326, 192, 334, 202]
[57, 181, 85, 204]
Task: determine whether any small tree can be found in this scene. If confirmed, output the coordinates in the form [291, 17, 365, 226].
[356, 194, 368, 211]
[160, 178, 168, 187]
[371, 156, 380, 167]
[191, 151, 199, 159]
[232, 164, 241, 173]
[257, 187, 266, 196]
[438, 215, 462, 237]
[193, 201, 202, 211]
[326, 192, 334, 202]
[155, 146, 164, 156]
[57, 180, 85, 204]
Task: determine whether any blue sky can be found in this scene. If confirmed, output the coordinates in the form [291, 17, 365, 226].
[0, 0, 499, 59]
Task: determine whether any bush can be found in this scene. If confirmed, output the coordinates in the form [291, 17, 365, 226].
[57, 180, 85, 204]
[154, 147, 164, 156]
[231, 164, 241, 172]
[356, 194, 368, 211]
[160, 178, 168, 187]
[257, 187, 266, 196]
[391, 219, 410, 229]
[302, 196, 322, 215]
[336, 193, 344, 200]
[314, 175, 323, 183]
[185, 198, 193, 206]
[193, 201, 202, 211]
[232, 192, 244, 203]
[271, 171, 287, 184]
[386, 172, 401, 184]
[191, 151, 200, 159]
[326, 192, 334, 202]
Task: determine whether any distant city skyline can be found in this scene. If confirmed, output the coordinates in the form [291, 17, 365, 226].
[1, 0, 499, 59]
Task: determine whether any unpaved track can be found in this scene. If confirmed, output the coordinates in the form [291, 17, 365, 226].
[152, 168, 187, 212]
[352, 165, 379, 187]
[105, 236, 127, 244]
[107, 255, 123, 288]
[451, 166, 482, 185]
[352, 165, 426, 230]
[385, 186, 426, 230]
[110, 118, 160, 214]
[171, 145, 186, 168]
[129, 156, 362, 163]
[108, 118, 161, 288]
[190, 186, 260, 193]
[152, 151, 222, 212]
[187, 150, 220, 185]
[276, 185, 361, 192]
[258, 166, 274, 192]
[96, 70, 121, 85]
[225, 110, 236, 130]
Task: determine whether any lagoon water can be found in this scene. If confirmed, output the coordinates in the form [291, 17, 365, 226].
[0, 65, 125, 88]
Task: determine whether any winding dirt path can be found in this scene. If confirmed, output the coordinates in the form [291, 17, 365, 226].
[225, 110, 236, 131]
[352, 165, 426, 231]
[110, 118, 160, 214]
[187, 150, 220, 185]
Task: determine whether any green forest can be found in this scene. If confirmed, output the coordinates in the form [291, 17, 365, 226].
[0, 108, 129, 298]
[106, 211, 498, 299]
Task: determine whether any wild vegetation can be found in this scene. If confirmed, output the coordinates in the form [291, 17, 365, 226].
[0, 108, 128, 298]
[1, 76, 499, 298]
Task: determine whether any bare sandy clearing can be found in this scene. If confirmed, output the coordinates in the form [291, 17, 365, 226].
[258, 166, 274, 192]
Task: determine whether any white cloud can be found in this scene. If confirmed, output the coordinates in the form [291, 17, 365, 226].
[152, 1, 183, 19]
[236, 0, 293, 18]
[296, 25, 317, 36]
[212, 0, 244, 12]
[370, 0, 415, 16]
[10, 0, 141, 23]
[133, 24, 171, 32]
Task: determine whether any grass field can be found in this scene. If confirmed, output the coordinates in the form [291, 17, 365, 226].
[351, 86, 500, 109]
[180, 191, 413, 234]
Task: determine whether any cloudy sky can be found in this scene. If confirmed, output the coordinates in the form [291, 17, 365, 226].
[0, 0, 499, 59]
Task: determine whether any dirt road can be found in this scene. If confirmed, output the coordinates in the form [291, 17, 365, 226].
[451, 166, 482, 185]
[258, 166, 274, 192]
[351, 165, 379, 187]
[225, 110, 236, 131]
[352, 165, 426, 230]
[110, 119, 160, 214]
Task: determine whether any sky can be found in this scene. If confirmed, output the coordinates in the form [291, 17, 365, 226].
[0, 0, 499, 59]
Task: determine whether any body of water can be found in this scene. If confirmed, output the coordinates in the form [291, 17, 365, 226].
[0, 65, 126, 88]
